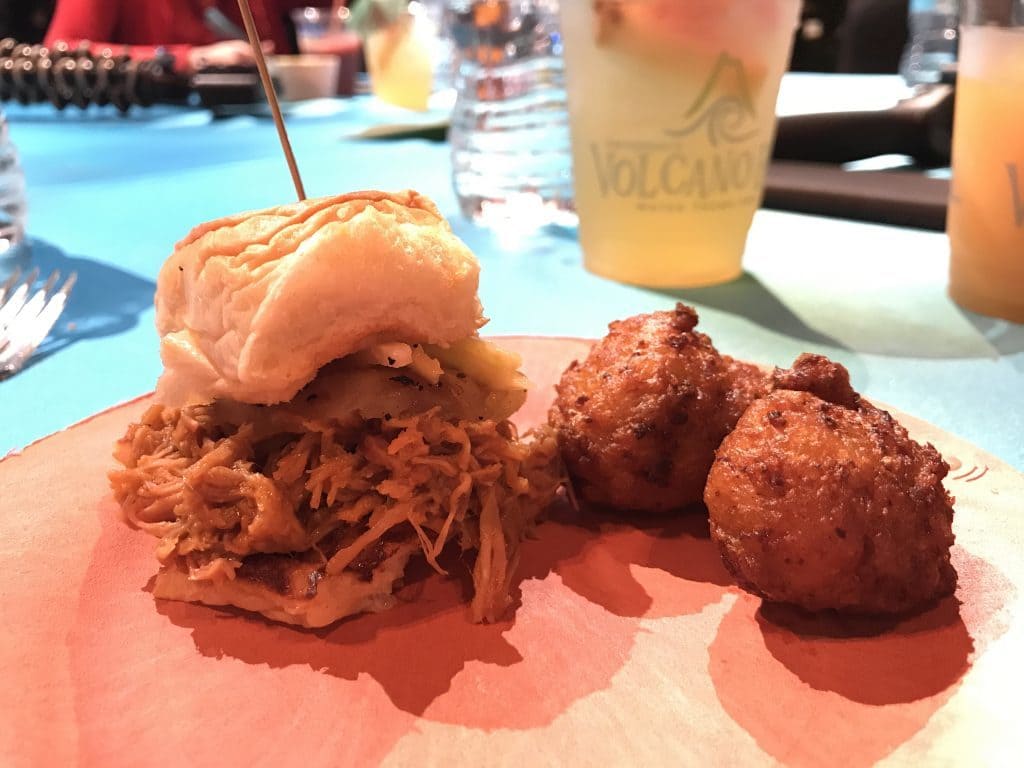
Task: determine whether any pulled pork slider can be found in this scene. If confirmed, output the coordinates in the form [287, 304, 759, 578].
[110, 190, 561, 627]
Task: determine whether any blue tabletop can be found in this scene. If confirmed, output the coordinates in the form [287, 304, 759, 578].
[3, 84, 1022, 470]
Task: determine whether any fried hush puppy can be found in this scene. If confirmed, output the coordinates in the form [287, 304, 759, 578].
[705, 354, 956, 615]
[550, 304, 770, 512]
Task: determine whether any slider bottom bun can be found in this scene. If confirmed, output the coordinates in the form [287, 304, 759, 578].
[153, 543, 419, 628]
[111, 343, 562, 626]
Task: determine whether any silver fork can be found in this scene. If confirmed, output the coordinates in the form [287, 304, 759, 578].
[0, 266, 77, 377]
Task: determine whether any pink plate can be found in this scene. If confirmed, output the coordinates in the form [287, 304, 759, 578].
[1, 337, 1021, 767]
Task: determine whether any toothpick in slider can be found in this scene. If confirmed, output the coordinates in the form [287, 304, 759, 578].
[236, 0, 307, 201]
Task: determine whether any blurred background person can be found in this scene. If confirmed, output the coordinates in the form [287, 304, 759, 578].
[38, 0, 911, 77]
[43, 0, 331, 73]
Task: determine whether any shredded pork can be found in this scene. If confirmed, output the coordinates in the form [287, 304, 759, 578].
[110, 401, 561, 622]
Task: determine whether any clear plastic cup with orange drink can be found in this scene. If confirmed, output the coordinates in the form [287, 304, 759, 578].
[947, 2, 1024, 323]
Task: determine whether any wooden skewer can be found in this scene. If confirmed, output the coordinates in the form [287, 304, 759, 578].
[236, 0, 306, 201]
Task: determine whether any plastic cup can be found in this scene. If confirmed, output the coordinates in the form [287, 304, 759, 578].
[363, 5, 437, 111]
[560, 0, 801, 287]
[947, 1, 1024, 322]
[267, 55, 341, 101]
[291, 6, 361, 97]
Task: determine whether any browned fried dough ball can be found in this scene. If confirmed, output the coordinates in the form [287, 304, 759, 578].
[549, 304, 769, 512]
[705, 354, 956, 614]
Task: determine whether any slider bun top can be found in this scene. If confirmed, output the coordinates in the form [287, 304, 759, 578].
[154, 190, 483, 406]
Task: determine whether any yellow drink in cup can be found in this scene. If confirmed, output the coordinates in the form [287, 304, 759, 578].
[560, 0, 800, 287]
[365, 10, 434, 111]
[947, 25, 1024, 323]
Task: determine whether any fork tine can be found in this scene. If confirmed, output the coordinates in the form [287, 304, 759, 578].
[0, 266, 21, 304]
[3, 269, 54, 337]
[25, 271, 75, 343]
[0, 270, 76, 373]
[0, 267, 37, 333]
[36, 269, 77, 333]
[39, 269, 60, 295]
[59, 271, 77, 296]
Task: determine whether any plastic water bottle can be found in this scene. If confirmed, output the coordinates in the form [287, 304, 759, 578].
[0, 111, 27, 260]
[446, 0, 574, 232]
[900, 0, 960, 85]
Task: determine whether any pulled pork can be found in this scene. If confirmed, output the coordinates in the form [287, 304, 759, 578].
[110, 402, 562, 622]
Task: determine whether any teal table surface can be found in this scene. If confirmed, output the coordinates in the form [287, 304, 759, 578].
[2, 87, 1022, 470]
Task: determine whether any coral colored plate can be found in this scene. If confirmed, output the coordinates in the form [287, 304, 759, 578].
[1, 337, 1022, 767]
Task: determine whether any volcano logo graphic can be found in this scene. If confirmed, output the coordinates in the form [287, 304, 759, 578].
[665, 53, 758, 146]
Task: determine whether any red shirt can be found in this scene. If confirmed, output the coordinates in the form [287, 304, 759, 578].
[44, 0, 314, 69]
